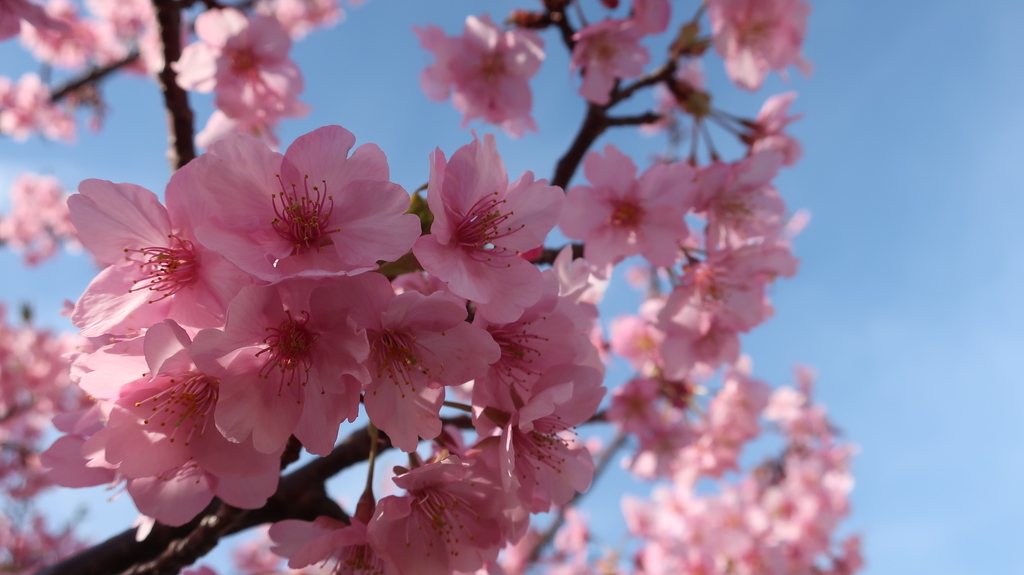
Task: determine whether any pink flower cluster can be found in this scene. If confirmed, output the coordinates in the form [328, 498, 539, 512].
[416, 15, 545, 137]
[176, 8, 309, 149]
[0, 512, 84, 575]
[708, 0, 812, 91]
[0, 173, 78, 265]
[1, 0, 351, 145]
[590, 148, 799, 403]
[0, 304, 83, 501]
[571, 18, 650, 105]
[46, 126, 608, 575]
[621, 372, 861, 575]
[0, 0, 168, 141]
[255, 0, 344, 40]
[2, 1, 856, 574]
[0, 73, 75, 142]
[19, 0, 128, 70]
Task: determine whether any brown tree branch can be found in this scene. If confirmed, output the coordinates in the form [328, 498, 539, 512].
[530, 243, 584, 266]
[606, 112, 662, 127]
[49, 51, 141, 102]
[550, 18, 708, 190]
[547, 9, 576, 51]
[608, 61, 677, 107]
[152, 0, 195, 172]
[121, 503, 243, 575]
[551, 103, 608, 190]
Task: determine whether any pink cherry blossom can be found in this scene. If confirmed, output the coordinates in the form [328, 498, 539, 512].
[560, 144, 695, 270]
[368, 456, 509, 575]
[415, 15, 544, 137]
[608, 299, 665, 376]
[571, 19, 649, 105]
[195, 98, 310, 150]
[549, 245, 609, 310]
[80, 320, 280, 481]
[87, 0, 165, 76]
[193, 126, 420, 282]
[751, 92, 803, 165]
[413, 134, 563, 323]
[315, 272, 500, 452]
[86, 0, 152, 39]
[607, 377, 661, 436]
[631, 0, 670, 35]
[695, 151, 787, 248]
[626, 420, 695, 479]
[471, 272, 600, 413]
[19, 0, 124, 69]
[68, 165, 253, 337]
[269, 516, 386, 575]
[174, 8, 304, 118]
[708, 0, 812, 91]
[0, 73, 75, 142]
[391, 270, 460, 299]
[478, 364, 605, 512]
[674, 359, 770, 481]
[657, 301, 741, 379]
[658, 240, 798, 338]
[126, 457, 279, 526]
[257, 0, 342, 40]
[191, 281, 369, 455]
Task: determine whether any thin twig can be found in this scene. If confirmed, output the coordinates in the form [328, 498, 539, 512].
[49, 51, 140, 102]
[547, 8, 577, 51]
[530, 243, 585, 266]
[609, 61, 677, 106]
[605, 112, 662, 127]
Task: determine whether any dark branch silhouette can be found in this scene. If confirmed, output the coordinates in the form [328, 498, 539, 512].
[152, 0, 196, 171]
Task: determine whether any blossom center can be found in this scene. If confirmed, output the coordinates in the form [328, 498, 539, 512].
[135, 373, 218, 446]
[256, 311, 318, 391]
[608, 198, 645, 230]
[126, 235, 199, 302]
[413, 487, 476, 544]
[592, 34, 618, 62]
[488, 322, 547, 391]
[271, 175, 340, 254]
[517, 425, 571, 473]
[455, 191, 523, 256]
[692, 264, 733, 304]
[335, 544, 386, 575]
[479, 52, 506, 83]
[228, 47, 259, 76]
[739, 18, 774, 46]
[372, 329, 425, 396]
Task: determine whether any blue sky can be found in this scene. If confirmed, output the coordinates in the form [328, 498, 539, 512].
[2, 0, 1023, 573]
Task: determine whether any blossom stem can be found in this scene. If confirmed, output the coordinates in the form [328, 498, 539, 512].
[364, 423, 379, 493]
[49, 51, 141, 102]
